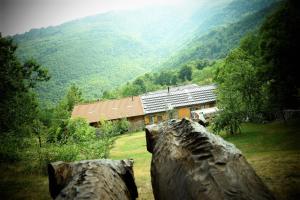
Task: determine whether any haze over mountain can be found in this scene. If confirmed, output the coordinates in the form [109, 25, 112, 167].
[164, 0, 278, 69]
[12, 0, 276, 105]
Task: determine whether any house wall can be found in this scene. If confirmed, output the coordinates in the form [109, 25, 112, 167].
[128, 115, 145, 132]
[144, 101, 216, 125]
[90, 116, 144, 132]
[178, 107, 190, 118]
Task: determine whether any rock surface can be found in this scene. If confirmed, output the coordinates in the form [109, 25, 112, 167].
[146, 118, 275, 200]
[48, 159, 138, 200]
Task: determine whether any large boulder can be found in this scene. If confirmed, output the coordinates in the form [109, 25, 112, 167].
[48, 159, 138, 200]
[146, 118, 275, 200]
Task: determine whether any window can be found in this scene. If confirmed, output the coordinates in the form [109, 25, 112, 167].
[150, 116, 155, 124]
[168, 111, 173, 119]
[157, 115, 163, 122]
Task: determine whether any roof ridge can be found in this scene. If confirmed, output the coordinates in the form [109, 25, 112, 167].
[74, 95, 140, 107]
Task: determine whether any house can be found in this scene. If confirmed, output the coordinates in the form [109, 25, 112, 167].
[71, 96, 145, 131]
[141, 84, 216, 125]
[71, 84, 217, 130]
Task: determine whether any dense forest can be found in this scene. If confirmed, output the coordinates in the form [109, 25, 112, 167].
[0, 0, 299, 199]
[12, 0, 277, 105]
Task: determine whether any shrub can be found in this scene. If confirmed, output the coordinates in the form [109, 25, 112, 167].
[116, 118, 130, 134]
[66, 118, 96, 143]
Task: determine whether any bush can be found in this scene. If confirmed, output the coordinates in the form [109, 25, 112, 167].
[212, 110, 243, 135]
[116, 118, 130, 134]
[99, 118, 129, 137]
[0, 135, 23, 162]
[66, 118, 96, 143]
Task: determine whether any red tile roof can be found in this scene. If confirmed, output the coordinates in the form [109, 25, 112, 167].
[71, 96, 144, 123]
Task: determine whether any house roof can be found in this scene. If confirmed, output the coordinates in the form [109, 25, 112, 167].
[71, 96, 144, 123]
[140, 84, 216, 114]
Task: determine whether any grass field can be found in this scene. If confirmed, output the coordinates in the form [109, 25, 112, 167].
[109, 119, 300, 200]
[0, 119, 299, 199]
[109, 132, 154, 200]
[0, 163, 50, 200]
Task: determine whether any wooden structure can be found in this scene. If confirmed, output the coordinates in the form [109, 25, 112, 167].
[48, 159, 138, 200]
[145, 118, 275, 200]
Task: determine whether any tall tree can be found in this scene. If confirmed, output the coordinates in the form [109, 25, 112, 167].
[65, 84, 83, 112]
[0, 35, 50, 133]
[213, 0, 300, 133]
[179, 65, 192, 81]
[214, 48, 262, 134]
[259, 0, 300, 110]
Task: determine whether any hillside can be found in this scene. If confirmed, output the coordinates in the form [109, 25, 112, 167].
[13, 7, 199, 104]
[12, 0, 276, 105]
[163, 1, 278, 69]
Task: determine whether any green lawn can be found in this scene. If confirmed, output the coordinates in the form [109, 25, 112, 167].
[0, 163, 50, 200]
[109, 132, 154, 200]
[1, 120, 299, 199]
[109, 119, 300, 200]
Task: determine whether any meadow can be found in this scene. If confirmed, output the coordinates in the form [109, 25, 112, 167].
[0, 119, 299, 199]
[109, 119, 300, 200]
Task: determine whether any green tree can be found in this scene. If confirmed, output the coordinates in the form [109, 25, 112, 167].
[0, 35, 50, 133]
[258, 0, 300, 111]
[195, 59, 210, 70]
[179, 65, 192, 81]
[66, 118, 96, 143]
[214, 48, 263, 134]
[65, 84, 83, 112]
[155, 71, 177, 85]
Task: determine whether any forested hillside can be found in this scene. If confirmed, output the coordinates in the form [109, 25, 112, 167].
[101, 0, 280, 99]
[13, 7, 199, 104]
[12, 0, 276, 105]
[164, 0, 278, 69]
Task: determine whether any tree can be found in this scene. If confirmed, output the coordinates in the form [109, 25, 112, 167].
[195, 59, 210, 70]
[214, 48, 263, 134]
[155, 71, 177, 86]
[179, 65, 192, 81]
[258, 0, 300, 111]
[65, 84, 83, 112]
[0, 35, 50, 133]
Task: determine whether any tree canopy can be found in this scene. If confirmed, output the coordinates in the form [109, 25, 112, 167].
[0, 35, 50, 133]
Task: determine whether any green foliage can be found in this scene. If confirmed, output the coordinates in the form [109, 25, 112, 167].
[213, 43, 266, 134]
[213, 0, 300, 134]
[65, 84, 83, 112]
[0, 35, 50, 134]
[258, 0, 300, 110]
[13, 7, 204, 104]
[163, 1, 278, 70]
[179, 65, 192, 81]
[154, 71, 178, 86]
[99, 118, 130, 137]
[11, 1, 277, 105]
[101, 59, 222, 100]
[66, 118, 96, 143]
[116, 118, 130, 134]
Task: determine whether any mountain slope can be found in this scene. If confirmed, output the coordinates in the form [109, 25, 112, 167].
[163, 0, 278, 68]
[13, 7, 199, 104]
[12, 0, 277, 105]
